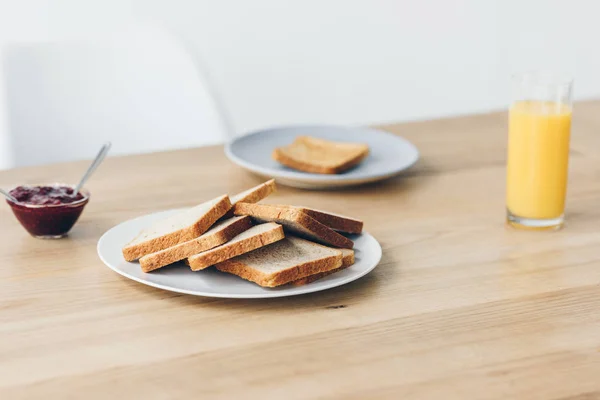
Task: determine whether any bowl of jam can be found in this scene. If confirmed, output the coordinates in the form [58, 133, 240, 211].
[6, 184, 90, 239]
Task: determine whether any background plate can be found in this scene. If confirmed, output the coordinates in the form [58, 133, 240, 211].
[225, 125, 419, 189]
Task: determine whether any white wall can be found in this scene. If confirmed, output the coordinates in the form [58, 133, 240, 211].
[0, 0, 598, 167]
[2, 26, 232, 167]
[132, 0, 600, 128]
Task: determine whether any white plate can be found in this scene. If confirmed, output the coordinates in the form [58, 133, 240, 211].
[97, 209, 383, 299]
[225, 125, 419, 189]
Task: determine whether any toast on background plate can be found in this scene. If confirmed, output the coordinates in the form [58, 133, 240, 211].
[233, 202, 354, 249]
[187, 222, 284, 271]
[122, 195, 232, 261]
[272, 136, 369, 174]
[216, 237, 343, 287]
[139, 216, 252, 272]
[291, 207, 363, 234]
[222, 179, 276, 219]
[291, 248, 355, 286]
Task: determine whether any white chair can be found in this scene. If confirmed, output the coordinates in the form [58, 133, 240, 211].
[0, 23, 233, 169]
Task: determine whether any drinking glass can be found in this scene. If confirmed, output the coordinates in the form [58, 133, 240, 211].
[506, 71, 574, 230]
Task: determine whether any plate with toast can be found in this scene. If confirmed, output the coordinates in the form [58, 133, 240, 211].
[97, 180, 382, 298]
[225, 125, 419, 189]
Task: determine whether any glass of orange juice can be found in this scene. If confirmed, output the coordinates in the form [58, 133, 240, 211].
[506, 71, 573, 230]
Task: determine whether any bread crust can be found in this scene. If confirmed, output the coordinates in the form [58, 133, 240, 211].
[291, 249, 354, 286]
[139, 216, 252, 272]
[187, 224, 284, 271]
[233, 203, 354, 249]
[222, 179, 276, 219]
[122, 195, 232, 261]
[298, 208, 363, 234]
[235, 179, 276, 204]
[216, 249, 343, 287]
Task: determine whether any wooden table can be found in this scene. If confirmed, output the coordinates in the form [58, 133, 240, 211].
[2, 102, 600, 399]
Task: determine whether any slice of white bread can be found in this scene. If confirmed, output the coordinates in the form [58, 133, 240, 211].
[222, 179, 276, 219]
[187, 222, 284, 271]
[233, 203, 354, 249]
[215, 236, 343, 287]
[292, 207, 362, 234]
[139, 216, 252, 273]
[231, 179, 276, 205]
[272, 136, 369, 174]
[122, 195, 232, 261]
[291, 248, 354, 286]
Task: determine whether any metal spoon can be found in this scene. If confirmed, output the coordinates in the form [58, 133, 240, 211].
[0, 188, 18, 203]
[74, 142, 112, 194]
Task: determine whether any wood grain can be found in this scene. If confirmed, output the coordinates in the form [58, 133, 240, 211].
[2, 101, 600, 399]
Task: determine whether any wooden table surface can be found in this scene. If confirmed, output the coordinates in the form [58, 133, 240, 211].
[2, 102, 600, 399]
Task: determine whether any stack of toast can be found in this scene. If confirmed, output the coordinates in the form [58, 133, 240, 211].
[122, 179, 363, 287]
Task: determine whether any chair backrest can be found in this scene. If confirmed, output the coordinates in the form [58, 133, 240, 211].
[1, 24, 232, 169]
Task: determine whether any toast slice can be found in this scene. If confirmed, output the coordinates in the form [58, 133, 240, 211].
[291, 248, 354, 286]
[272, 136, 369, 174]
[293, 207, 363, 234]
[139, 216, 252, 272]
[231, 179, 276, 205]
[233, 203, 354, 249]
[215, 237, 343, 287]
[122, 195, 232, 261]
[222, 179, 276, 219]
[187, 222, 284, 271]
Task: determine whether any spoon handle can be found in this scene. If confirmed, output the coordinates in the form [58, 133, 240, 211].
[0, 188, 18, 203]
[75, 142, 112, 194]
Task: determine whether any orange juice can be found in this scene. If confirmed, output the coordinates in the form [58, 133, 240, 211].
[506, 101, 571, 220]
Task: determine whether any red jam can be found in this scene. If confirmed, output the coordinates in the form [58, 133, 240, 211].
[7, 185, 89, 238]
[9, 185, 84, 205]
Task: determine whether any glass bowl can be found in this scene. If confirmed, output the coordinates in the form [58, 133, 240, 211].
[6, 183, 90, 239]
